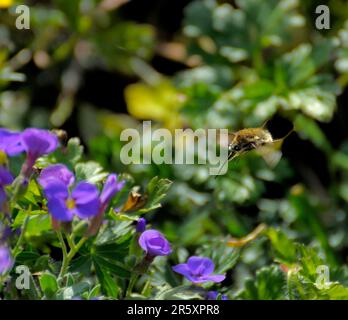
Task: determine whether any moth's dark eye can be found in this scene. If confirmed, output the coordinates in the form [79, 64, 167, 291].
[233, 145, 241, 151]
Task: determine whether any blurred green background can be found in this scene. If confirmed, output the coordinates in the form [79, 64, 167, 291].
[2, 0, 348, 298]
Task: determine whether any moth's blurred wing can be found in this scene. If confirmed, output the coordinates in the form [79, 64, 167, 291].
[261, 149, 282, 168]
[256, 142, 283, 168]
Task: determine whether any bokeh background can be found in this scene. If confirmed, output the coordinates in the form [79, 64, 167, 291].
[2, 0, 348, 298]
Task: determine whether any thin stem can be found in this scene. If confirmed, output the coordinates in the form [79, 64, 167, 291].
[126, 273, 139, 298]
[57, 231, 68, 281]
[12, 215, 30, 257]
[141, 279, 151, 296]
[67, 236, 88, 261]
[65, 233, 76, 251]
[57, 233, 88, 282]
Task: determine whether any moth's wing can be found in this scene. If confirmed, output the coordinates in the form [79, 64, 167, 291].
[255, 139, 284, 168]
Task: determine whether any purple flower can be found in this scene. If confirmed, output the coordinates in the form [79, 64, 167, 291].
[100, 174, 125, 208]
[136, 218, 146, 233]
[86, 174, 125, 236]
[0, 246, 13, 275]
[138, 229, 171, 257]
[0, 167, 14, 206]
[172, 256, 225, 284]
[38, 164, 75, 189]
[0, 128, 24, 156]
[206, 291, 228, 300]
[44, 181, 100, 222]
[21, 128, 58, 164]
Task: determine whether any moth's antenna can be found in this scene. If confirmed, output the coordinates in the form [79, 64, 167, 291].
[261, 120, 269, 129]
[282, 127, 294, 140]
[273, 127, 294, 143]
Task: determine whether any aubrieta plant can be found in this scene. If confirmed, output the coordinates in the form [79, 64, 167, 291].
[2, 0, 348, 301]
[0, 127, 236, 300]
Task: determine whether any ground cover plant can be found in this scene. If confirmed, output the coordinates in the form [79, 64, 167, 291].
[1, 0, 348, 300]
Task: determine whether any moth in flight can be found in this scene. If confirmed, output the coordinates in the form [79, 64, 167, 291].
[217, 123, 293, 175]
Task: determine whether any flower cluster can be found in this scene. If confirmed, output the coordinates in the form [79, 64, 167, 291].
[136, 221, 225, 288]
[39, 164, 124, 224]
[0, 125, 228, 299]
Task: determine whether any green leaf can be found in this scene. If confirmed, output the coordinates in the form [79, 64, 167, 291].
[95, 241, 130, 261]
[57, 137, 84, 166]
[75, 161, 108, 183]
[39, 273, 58, 298]
[267, 227, 297, 264]
[238, 265, 286, 300]
[140, 176, 172, 212]
[88, 284, 101, 300]
[92, 255, 130, 278]
[15, 251, 41, 265]
[57, 282, 91, 300]
[94, 263, 119, 298]
[96, 221, 134, 245]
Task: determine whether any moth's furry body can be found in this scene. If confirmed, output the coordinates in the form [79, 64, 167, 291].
[227, 128, 273, 160]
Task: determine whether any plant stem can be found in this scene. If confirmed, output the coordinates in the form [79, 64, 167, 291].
[65, 232, 76, 251]
[57, 234, 88, 282]
[141, 279, 151, 296]
[126, 273, 139, 298]
[66, 236, 88, 261]
[12, 215, 30, 257]
[57, 231, 68, 281]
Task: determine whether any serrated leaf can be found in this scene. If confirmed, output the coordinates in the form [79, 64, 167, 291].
[94, 263, 119, 298]
[92, 255, 130, 278]
[238, 265, 286, 300]
[139, 176, 172, 212]
[267, 227, 297, 264]
[75, 161, 108, 183]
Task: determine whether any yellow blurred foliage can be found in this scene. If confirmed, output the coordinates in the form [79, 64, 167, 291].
[124, 80, 184, 131]
[0, 0, 12, 8]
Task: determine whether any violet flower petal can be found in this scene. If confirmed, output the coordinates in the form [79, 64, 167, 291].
[0, 246, 13, 275]
[22, 128, 58, 159]
[0, 129, 24, 156]
[38, 164, 75, 188]
[47, 197, 74, 222]
[187, 256, 215, 276]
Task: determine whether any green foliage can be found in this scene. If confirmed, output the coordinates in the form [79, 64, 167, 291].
[1, 0, 348, 301]
[237, 265, 286, 300]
